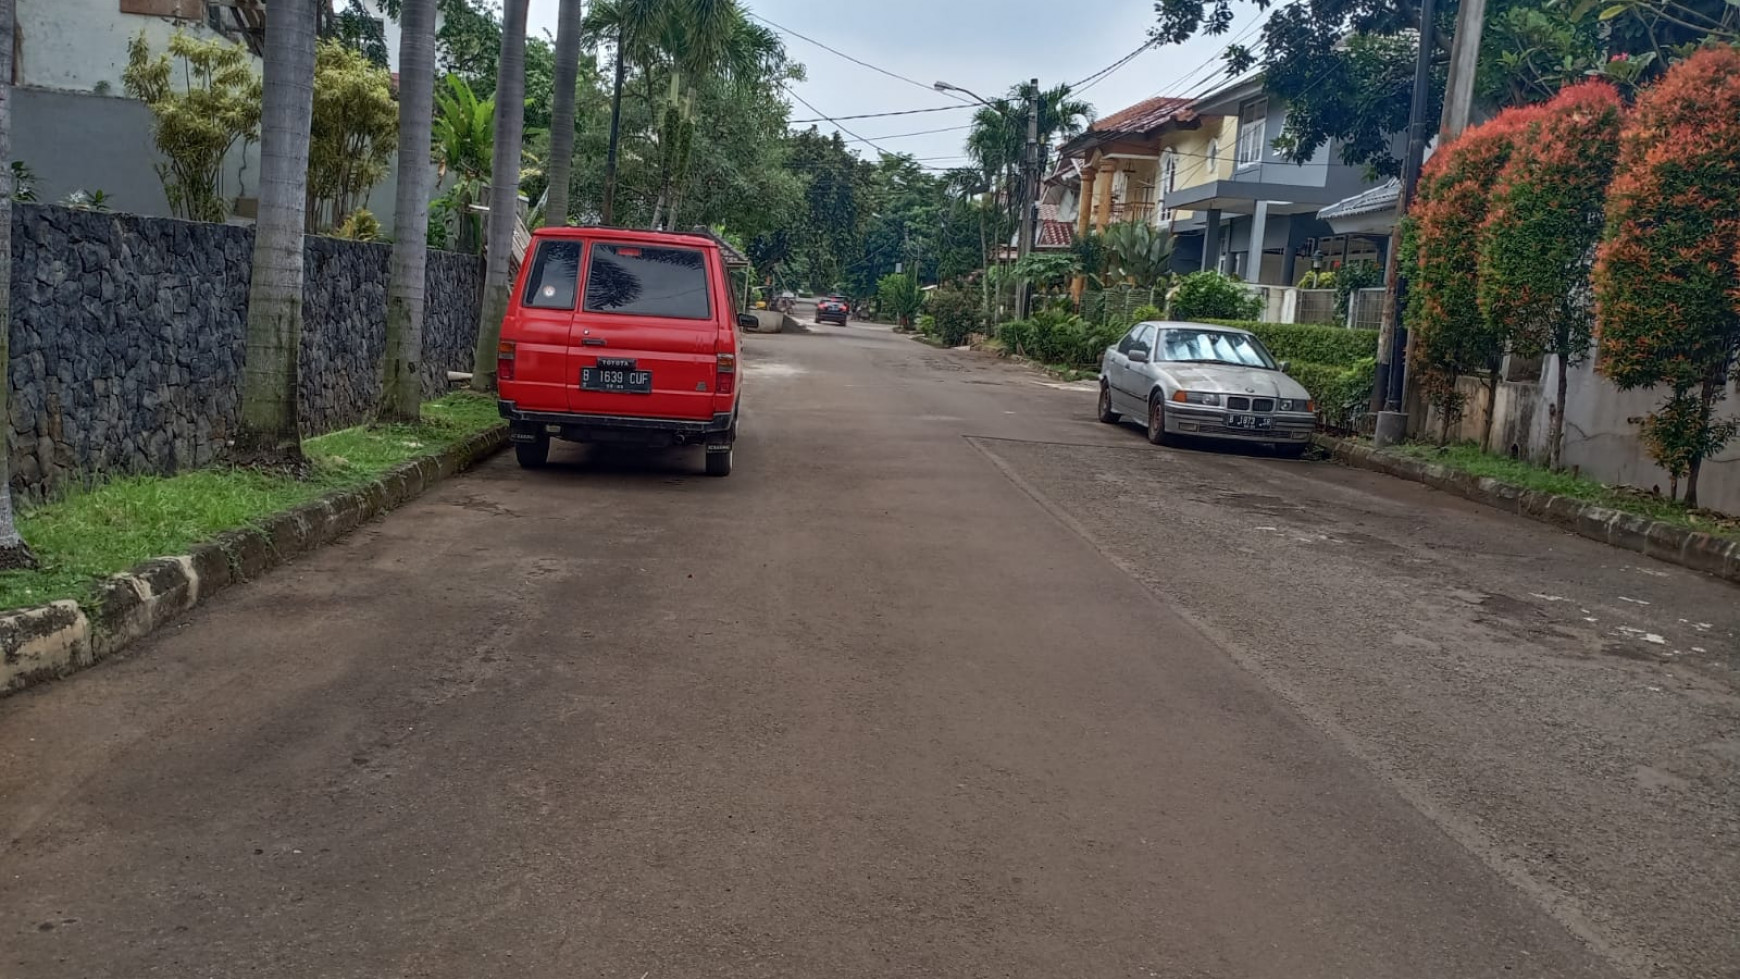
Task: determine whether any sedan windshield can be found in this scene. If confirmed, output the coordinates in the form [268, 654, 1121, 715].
[1155, 328, 1278, 369]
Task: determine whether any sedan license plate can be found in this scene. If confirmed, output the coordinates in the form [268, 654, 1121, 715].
[582, 362, 652, 394]
[1226, 413, 1272, 430]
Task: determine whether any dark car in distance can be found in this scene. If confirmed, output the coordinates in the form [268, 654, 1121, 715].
[816, 297, 850, 325]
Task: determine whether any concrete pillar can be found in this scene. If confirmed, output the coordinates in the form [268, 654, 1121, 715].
[1094, 160, 1116, 233]
[1247, 200, 1270, 284]
[1071, 167, 1097, 301]
[1201, 208, 1221, 272]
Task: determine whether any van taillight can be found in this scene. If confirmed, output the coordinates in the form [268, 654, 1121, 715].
[497, 339, 516, 383]
[715, 351, 736, 396]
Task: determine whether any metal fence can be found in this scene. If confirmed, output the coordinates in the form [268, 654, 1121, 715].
[1348, 287, 1386, 330]
[1294, 289, 1339, 325]
[1079, 286, 1165, 326]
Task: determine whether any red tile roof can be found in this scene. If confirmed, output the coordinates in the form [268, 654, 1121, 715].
[1086, 96, 1194, 136]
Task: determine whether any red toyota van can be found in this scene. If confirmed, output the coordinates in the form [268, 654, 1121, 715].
[496, 227, 748, 476]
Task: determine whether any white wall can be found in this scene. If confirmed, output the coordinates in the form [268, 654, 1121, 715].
[1534, 359, 1740, 513]
[17, 0, 253, 94]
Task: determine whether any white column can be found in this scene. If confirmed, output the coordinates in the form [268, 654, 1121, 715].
[1247, 200, 1270, 284]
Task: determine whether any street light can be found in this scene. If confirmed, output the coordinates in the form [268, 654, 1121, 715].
[933, 80, 996, 108]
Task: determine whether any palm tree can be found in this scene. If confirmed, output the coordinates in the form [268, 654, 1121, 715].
[431, 74, 493, 252]
[0, 0, 35, 569]
[237, 0, 320, 466]
[380, 0, 436, 423]
[584, 0, 784, 229]
[468, 0, 530, 393]
[543, 0, 583, 228]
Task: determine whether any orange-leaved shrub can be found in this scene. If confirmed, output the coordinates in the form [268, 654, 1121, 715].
[1477, 80, 1626, 469]
[1403, 103, 1540, 443]
[1594, 46, 1740, 506]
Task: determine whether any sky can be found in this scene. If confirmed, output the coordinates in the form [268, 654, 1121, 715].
[524, 0, 1269, 169]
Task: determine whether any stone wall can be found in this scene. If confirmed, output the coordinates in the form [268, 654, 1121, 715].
[9, 204, 485, 500]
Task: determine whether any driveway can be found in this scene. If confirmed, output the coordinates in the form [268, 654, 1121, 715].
[1, 325, 1734, 978]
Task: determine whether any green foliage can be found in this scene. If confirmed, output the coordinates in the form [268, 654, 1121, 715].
[307, 40, 399, 233]
[0, 394, 501, 612]
[997, 308, 1123, 368]
[1101, 221, 1174, 287]
[1297, 269, 1336, 289]
[59, 190, 113, 212]
[1013, 251, 1078, 290]
[123, 30, 262, 223]
[1130, 304, 1163, 324]
[878, 273, 921, 327]
[927, 283, 983, 346]
[431, 74, 494, 253]
[9, 162, 36, 203]
[1150, 0, 1735, 176]
[1392, 441, 1740, 535]
[325, 0, 391, 67]
[334, 209, 383, 241]
[1169, 270, 1263, 321]
[1404, 106, 1535, 423]
[1288, 357, 1376, 427]
[1595, 47, 1740, 504]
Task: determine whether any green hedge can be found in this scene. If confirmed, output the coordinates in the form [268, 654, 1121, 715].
[1202, 319, 1378, 368]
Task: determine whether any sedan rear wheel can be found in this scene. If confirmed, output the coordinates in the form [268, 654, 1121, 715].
[1097, 383, 1120, 424]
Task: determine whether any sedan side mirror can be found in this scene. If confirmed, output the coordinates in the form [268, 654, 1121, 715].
[1128, 348, 1151, 364]
[737, 312, 758, 330]
[1278, 360, 1291, 373]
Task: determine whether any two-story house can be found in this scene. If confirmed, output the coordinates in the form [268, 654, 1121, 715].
[1161, 75, 1388, 284]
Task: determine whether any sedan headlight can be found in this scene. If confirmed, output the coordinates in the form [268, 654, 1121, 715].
[1278, 398, 1315, 412]
[1172, 391, 1222, 406]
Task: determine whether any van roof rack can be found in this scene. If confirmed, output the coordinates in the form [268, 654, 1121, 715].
[686, 227, 751, 269]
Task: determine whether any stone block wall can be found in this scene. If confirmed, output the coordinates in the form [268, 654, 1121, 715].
[9, 204, 485, 500]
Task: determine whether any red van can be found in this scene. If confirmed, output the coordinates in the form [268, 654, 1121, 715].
[496, 227, 750, 476]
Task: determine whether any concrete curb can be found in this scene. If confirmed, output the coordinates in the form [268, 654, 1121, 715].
[1313, 434, 1740, 585]
[0, 425, 508, 697]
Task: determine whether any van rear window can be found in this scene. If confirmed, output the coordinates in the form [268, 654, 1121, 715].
[583, 243, 712, 320]
[522, 240, 581, 309]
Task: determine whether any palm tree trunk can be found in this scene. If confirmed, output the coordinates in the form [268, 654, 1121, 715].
[237, 0, 319, 466]
[543, 0, 582, 228]
[469, 0, 530, 393]
[380, 0, 436, 423]
[0, 0, 35, 569]
[601, 20, 627, 225]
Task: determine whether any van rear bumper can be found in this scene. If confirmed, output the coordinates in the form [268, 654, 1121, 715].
[499, 401, 735, 447]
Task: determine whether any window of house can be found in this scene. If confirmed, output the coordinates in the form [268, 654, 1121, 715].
[1236, 99, 1267, 167]
[121, 0, 206, 19]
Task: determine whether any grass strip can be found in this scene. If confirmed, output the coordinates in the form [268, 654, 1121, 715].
[1390, 442, 1740, 541]
[0, 393, 502, 611]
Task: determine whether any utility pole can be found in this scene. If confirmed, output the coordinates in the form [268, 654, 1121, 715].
[1441, 0, 1488, 137]
[1371, 0, 1437, 447]
[1016, 78, 1040, 318]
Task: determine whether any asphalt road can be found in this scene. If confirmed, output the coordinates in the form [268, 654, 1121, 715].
[3, 319, 1736, 979]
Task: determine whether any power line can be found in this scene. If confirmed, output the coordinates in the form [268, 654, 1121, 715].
[749, 11, 974, 105]
[788, 104, 975, 124]
[1071, 39, 1161, 95]
[838, 123, 973, 146]
[779, 83, 895, 156]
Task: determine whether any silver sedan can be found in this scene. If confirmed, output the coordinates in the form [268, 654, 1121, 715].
[1097, 321, 1316, 456]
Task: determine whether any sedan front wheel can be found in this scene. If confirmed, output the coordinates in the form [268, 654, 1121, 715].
[1147, 395, 1176, 447]
[1097, 383, 1120, 424]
